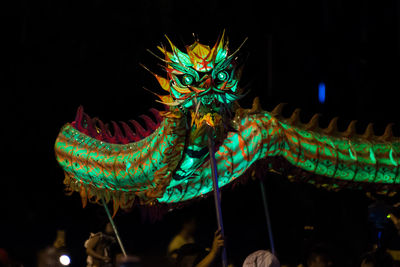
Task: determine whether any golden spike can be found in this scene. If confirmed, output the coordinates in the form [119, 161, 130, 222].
[324, 117, 339, 134]
[211, 29, 226, 60]
[139, 63, 156, 75]
[164, 34, 187, 64]
[271, 103, 287, 116]
[362, 123, 375, 139]
[288, 108, 301, 125]
[156, 76, 171, 92]
[140, 64, 171, 92]
[142, 86, 159, 97]
[164, 34, 176, 51]
[157, 45, 167, 55]
[305, 114, 320, 130]
[227, 37, 248, 60]
[155, 99, 183, 106]
[342, 120, 358, 137]
[379, 123, 394, 141]
[249, 97, 262, 113]
[146, 49, 169, 63]
[218, 29, 226, 48]
[157, 42, 175, 61]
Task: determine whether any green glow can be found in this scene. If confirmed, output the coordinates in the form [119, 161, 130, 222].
[369, 147, 376, 163]
[55, 117, 185, 196]
[170, 47, 193, 67]
[126, 162, 131, 172]
[54, 35, 400, 209]
[215, 48, 228, 64]
[217, 71, 229, 81]
[390, 148, 398, 166]
[183, 74, 194, 85]
[56, 100, 400, 206]
[164, 39, 239, 113]
[348, 148, 357, 160]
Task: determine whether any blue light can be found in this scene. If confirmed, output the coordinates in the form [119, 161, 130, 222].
[318, 82, 326, 104]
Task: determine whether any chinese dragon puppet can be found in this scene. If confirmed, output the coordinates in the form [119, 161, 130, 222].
[55, 32, 400, 215]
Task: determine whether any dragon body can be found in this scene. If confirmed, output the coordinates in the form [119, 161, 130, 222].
[55, 32, 400, 213]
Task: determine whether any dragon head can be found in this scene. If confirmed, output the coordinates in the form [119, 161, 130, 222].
[145, 31, 246, 128]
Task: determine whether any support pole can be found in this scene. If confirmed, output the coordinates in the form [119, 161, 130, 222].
[207, 126, 228, 267]
[259, 180, 275, 255]
[101, 198, 127, 257]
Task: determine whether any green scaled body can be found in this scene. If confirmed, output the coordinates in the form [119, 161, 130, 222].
[54, 33, 400, 212]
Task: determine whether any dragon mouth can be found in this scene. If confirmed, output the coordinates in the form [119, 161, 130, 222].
[191, 111, 223, 128]
[189, 94, 232, 128]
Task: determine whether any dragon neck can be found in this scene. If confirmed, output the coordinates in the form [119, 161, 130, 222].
[170, 112, 225, 181]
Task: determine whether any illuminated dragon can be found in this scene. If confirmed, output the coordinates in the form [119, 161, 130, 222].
[55, 32, 400, 214]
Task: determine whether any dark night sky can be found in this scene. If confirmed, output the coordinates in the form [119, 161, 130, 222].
[2, 0, 400, 266]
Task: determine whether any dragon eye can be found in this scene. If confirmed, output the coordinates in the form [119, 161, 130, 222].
[217, 71, 229, 82]
[182, 74, 194, 86]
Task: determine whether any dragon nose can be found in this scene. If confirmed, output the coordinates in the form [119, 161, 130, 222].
[199, 75, 213, 89]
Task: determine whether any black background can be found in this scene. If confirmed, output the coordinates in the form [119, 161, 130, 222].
[2, 0, 400, 266]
